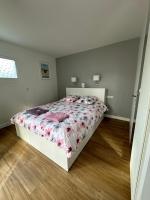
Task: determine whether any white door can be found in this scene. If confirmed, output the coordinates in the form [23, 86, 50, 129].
[129, 6, 149, 144]
[130, 18, 150, 200]
[136, 104, 150, 200]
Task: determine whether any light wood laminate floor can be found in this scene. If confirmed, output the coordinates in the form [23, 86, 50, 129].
[0, 118, 131, 200]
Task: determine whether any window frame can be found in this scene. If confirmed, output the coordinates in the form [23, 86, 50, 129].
[0, 55, 18, 79]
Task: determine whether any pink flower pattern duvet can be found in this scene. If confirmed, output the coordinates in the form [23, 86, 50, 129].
[11, 99, 107, 157]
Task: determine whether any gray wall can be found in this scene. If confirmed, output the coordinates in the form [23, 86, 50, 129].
[56, 39, 139, 118]
[0, 40, 57, 127]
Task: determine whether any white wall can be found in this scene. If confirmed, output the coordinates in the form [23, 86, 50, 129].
[0, 40, 58, 127]
[140, 159, 150, 200]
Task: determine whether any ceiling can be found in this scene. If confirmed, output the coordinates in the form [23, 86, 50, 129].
[0, 0, 147, 58]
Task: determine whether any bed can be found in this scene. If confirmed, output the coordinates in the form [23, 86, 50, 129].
[11, 88, 106, 171]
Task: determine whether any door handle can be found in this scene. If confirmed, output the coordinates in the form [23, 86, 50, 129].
[132, 95, 137, 97]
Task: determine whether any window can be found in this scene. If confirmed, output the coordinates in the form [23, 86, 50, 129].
[0, 57, 17, 78]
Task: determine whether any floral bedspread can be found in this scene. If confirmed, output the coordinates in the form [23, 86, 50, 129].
[11, 99, 107, 157]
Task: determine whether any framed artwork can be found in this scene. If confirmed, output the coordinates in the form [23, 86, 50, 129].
[40, 62, 49, 79]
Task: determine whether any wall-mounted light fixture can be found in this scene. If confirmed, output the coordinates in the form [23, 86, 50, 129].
[81, 82, 86, 88]
[93, 74, 100, 84]
[71, 77, 77, 84]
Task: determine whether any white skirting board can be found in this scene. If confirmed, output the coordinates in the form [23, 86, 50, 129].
[104, 114, 130, 122]
[0, 121, 11, 129]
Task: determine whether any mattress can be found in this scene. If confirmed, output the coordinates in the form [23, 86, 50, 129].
[11, 99, 107, 157]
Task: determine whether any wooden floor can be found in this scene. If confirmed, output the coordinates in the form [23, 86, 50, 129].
[0, 118, 131, 200]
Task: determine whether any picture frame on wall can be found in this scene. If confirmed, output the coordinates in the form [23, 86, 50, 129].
[40, 62, 50, 79]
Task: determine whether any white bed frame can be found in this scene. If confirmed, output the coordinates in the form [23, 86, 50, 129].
[15, 88, 106, 171]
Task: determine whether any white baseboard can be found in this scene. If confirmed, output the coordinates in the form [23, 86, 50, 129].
[104, 114, 130, 122]
[0, 121, 11, 129]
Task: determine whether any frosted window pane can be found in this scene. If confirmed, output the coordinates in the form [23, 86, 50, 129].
[0, 57, 17, 78]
